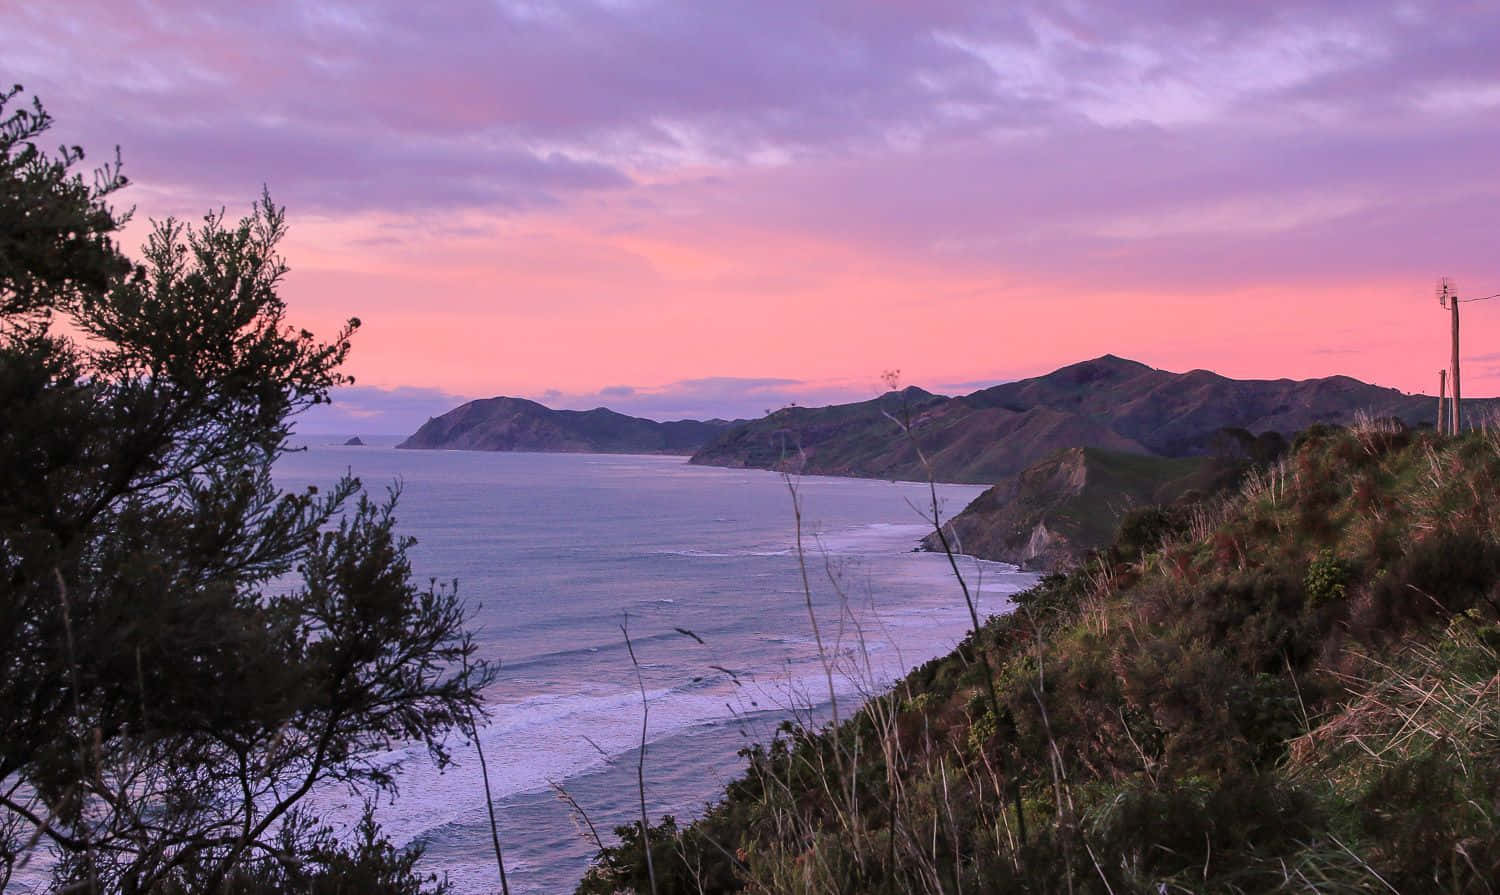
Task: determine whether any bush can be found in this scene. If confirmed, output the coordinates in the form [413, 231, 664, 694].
[1362, 530, 1500, 635]
[1305, 548, 1350, 605]
[1114, 505, 1182, 560]
[577, 815, 741, 895]
[0, 89, 489, 891]
[156, 807, 453, 895]
[1088, 774, 1325, 889]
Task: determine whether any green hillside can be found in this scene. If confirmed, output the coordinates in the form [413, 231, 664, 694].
[580, 421, 1500, 893]
[689, 356, 1482, 484]
[921, 446, 1245, 569]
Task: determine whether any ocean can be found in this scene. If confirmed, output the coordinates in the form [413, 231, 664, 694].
[273, 439, 1038, 894]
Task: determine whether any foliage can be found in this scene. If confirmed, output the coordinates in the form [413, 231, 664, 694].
[0, 88, 491, 892]
[581, 422, 1500, 893]
[0, 84, 131, 316]
[156, 806, 454, 895]
[1305, 547, 1350, 605]
[576, 815, 741, 895]
[1113, 505, 1182, 561]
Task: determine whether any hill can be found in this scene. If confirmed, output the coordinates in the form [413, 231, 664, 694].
[689, 355, 1476, 483]
[921, 446, 1243, 569]
[581, 422, 1500, 893]
[396, 397, 733, 454]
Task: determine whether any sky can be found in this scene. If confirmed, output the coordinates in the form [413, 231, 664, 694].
[5, 1, 1499, 431]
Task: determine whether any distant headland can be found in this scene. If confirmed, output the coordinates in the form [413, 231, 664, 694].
[403, 355, 1480, 480]
[397, 396, 737, 455]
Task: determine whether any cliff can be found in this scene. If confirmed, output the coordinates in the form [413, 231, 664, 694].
[922, 446, 1242, 569]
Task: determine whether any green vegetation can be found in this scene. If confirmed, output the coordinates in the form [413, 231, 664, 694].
[0, 89, 489, 892]
[691, 386, 955, 477]
[581, 421, 1500, 892]
[924, 445, 1254, 569]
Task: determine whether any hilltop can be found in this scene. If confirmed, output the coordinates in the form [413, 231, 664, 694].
[397, 396, 735, 454]
[689, 355, 1469, 483]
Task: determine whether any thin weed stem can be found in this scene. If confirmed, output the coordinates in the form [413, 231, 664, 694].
[621, 617, 658, 895]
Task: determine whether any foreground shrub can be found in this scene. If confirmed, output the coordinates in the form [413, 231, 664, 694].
[1, 89, 490, 892]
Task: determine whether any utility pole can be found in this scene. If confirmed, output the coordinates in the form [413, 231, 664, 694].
[1438, 369, 1448, 434]
[1440, 278, 1462, 435]
[1451, 284, 1462, 435]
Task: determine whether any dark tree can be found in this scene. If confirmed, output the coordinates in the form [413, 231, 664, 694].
[0, 86, 492, 893]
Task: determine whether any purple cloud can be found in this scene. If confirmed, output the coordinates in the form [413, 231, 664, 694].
[6, 0, 1496, 292]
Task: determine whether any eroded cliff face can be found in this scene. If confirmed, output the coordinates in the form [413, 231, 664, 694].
[927, 448, 1089, 570]
[1018, 520, 1074, 571]
[923, 446, 1237, 571]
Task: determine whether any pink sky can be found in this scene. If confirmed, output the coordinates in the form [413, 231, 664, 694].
[6, 1, 1499, 429]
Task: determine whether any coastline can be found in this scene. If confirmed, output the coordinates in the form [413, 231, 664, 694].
[269, 445, 1034, 894]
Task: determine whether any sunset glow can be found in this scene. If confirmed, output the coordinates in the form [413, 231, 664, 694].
[7, 1, 1498, 429]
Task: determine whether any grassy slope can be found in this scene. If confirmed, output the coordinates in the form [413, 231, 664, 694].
[922, 447, 1241, 569]
[580, 422, 1500, 893]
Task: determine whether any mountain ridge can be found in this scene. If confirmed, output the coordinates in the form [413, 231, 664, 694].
[397, 356, 1489, 473]
[689, 355, 1481, 483]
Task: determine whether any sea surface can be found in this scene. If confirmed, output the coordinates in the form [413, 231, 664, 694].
[272, 438, 1037, 894]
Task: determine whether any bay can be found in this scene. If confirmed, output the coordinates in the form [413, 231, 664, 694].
[274, 438, 1037, 894]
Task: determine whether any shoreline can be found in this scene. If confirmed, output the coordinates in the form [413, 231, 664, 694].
[267, 445, 1029, 894]
[358, 439, 990, 487]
